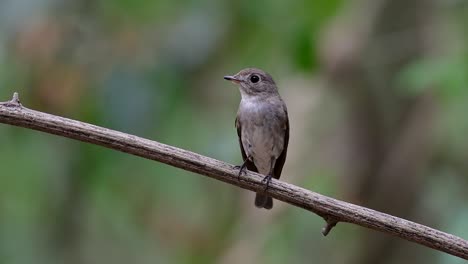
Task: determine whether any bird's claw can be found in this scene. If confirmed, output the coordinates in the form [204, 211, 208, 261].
[261, 175, 272, 191]
[235, 164, 247, 181]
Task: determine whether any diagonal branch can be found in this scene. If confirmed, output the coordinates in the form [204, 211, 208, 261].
[0, 93, 467, 260]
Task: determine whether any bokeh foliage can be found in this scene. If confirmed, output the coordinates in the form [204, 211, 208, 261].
[0, 0, 467, 264]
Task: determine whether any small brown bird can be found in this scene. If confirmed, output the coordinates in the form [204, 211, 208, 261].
[224, 68, 289, 209]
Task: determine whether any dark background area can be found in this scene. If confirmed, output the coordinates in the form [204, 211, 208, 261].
[0, 0, 467, 263]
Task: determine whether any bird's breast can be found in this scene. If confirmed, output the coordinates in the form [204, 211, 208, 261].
[238, 98, 286, 174]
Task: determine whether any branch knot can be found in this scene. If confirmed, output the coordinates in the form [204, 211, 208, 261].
[1, 92, 22, 108]
[322, 217, 339, 236]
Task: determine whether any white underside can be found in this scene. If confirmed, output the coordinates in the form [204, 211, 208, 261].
[239, 96, 284, 175]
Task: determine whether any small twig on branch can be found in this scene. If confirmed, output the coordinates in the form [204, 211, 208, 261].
[322, 217, 338, 236]
[3, 92, 21, 107]
[0, 93, 467, 260]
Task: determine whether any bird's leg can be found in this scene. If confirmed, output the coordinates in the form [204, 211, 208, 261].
[261, 157, 276, 191]
[234, 156, 252, 181]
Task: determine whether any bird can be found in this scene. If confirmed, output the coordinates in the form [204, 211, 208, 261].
[224, 68, 289, 209]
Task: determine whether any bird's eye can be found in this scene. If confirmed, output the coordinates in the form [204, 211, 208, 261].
[250, 74, 260, 83]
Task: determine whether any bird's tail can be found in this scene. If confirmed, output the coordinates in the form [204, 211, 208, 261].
[255, 193, 273, 209]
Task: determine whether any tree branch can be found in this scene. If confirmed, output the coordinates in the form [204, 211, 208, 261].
[0, 93, 467, 260]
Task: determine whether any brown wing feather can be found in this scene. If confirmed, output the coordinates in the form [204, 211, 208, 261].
[273, 110, 289, 180]
[235, 116, 258, 173]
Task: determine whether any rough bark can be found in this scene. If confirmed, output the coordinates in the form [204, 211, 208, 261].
[0, 93, 467, 260]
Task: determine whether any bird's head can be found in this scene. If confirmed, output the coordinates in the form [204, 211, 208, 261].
[224, 68, 278, 98]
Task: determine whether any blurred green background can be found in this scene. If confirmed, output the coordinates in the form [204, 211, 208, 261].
[0, 0, 467, 263]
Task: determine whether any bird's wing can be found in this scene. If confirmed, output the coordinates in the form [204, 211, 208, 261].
[235, 115, 258, 173]
[273, 107, 289, 180]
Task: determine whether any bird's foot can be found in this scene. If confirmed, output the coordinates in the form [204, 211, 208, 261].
[234, 164, 248, 181]
[261, 174, 272, 191]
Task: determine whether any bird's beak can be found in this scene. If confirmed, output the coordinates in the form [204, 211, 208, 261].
[224, 75, 241, 84]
